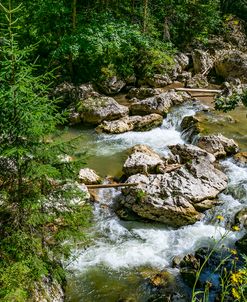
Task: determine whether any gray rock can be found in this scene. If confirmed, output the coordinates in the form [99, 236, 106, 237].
[129, 91, 184, 116]
[169, 144, 216, 164]
[119, 157, 227, 227]
[177, 71, 192, 83]
[146, 73, 172, 88]
[68, 106, 81, 125]
[53, 82, 99, 108]
[98, 76, 126, 95]
[127, 87, 162, 100]
[78, 168, 101, 185]
[77, 96, 129, 124]
[215, 50, 247, 83]
[192, 49, 214, 75]
[53, 82, 77, 106]
[76, 83, 100, 100]
[171, 53, 190, 79]
[180, 115, 202, 143]
[123, 145, 164, 176]
[175, 53, 190, 71]
[186, 74, 209, 88]
[196, 134, 239, 158]
[96, 114, 163, 134]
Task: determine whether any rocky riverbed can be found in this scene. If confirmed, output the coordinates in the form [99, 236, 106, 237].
[50, 29, 247, 301]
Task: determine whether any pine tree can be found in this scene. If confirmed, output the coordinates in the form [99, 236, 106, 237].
[0, 2, 91, 301]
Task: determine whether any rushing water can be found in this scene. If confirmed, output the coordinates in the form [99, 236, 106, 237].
[65, 100, 247, 302]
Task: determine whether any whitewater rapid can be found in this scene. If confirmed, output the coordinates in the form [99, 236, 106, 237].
[67, 101, 246, 276]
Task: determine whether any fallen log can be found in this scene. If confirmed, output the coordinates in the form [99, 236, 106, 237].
[175, 88, 221, 93]
[86, 183, 138, 189]
[192, 94, 216, 97]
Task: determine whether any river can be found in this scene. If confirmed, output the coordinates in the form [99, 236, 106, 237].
[64, 97, 247, 302]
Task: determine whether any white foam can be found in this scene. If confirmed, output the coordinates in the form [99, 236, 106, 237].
[68, 219, 240, 272]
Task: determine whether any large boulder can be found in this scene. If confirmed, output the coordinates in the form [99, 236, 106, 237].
[98, 76, 126, 95]
[196, 134, 239, 158]
[129, 91, 185, 116]
[77, 96, 129, 124]
[118, 146, 228, 227]
[192, 49, 214, 75]
[171, 53, 190, 79]
[215, 50, 247, 83]
[123, 145, 164, 176]
[96, 114, 163, 134]
[169, 144, 216, 164]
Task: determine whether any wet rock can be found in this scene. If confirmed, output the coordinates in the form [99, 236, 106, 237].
[235, 233, 247, 254]
[215, 50, 247, 83]
[98, 76, 126, 95]
[169, 144, 216, 164]
[196, 134, 239, 158]
[234, 208, 247, 229]
[172, 256, 182, 268]
[186, 74, 209, 88]
[192, 49, 214, 75]
[234, 152, 247, 166]
[78, 168, 101, 185]
[96, 114, 163, 134]
[31, 276, 64, 302]
[180, 115, 203, 143]
[118, 150, 228, 227]
[146, 73, 172, 88]
[77, 96, 129, 124]
[179, 254, 201, 287]
[129, 91, 184, 116]
[127, 87, 162, 100]
[123, 145, 164, 176]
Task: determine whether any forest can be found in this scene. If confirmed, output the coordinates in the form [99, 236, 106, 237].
[0, 0, 247, 301]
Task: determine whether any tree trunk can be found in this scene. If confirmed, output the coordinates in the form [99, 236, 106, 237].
[143, 0, 148, 33]
[72, 0, 77, 31]
[163, 17, 170, 41]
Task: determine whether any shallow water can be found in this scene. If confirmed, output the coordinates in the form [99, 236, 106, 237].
[65, 99, 247, 302]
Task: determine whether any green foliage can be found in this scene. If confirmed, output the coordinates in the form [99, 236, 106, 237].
[215, 90, 247, 112]
[0, 2, 92, 300]
[8, 0, 224, 83]
[54, 13, 175, 83]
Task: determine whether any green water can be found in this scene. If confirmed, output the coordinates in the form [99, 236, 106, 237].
[195, 105, 247, 151]
[66, 266, 177, 302]
[64, 99, 247, 302]
[60, 125, 127, 178]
